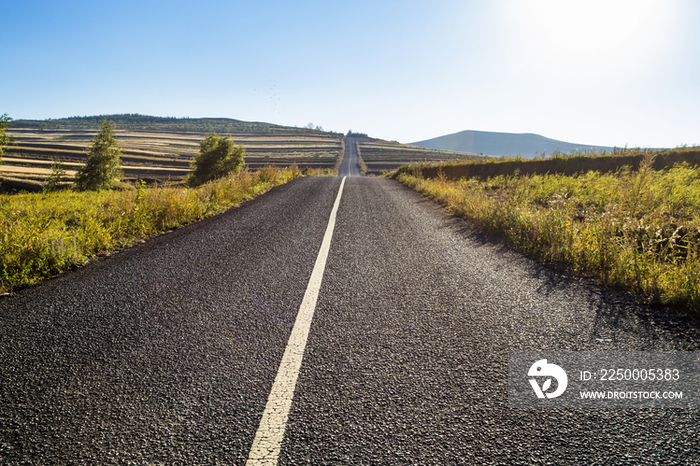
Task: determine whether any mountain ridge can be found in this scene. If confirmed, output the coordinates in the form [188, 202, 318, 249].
[411, 130, 615, 158]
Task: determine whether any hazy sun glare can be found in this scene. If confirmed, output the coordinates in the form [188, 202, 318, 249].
[508, 0, 678, 70]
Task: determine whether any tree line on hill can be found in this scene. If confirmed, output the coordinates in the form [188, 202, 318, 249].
[11, 114, 343, 137]
[346, 130, 368, 138]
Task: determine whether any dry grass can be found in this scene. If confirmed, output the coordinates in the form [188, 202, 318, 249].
[396, 151, 700, 316]
[393, 146, 700, 180]
[0, 166, 306, 294]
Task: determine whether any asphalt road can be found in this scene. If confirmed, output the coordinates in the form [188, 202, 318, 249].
[338, 137, 362, 177]
[2, 171, 700, 463]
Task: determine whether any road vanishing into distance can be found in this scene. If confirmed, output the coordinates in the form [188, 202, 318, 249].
[338, 137, 362, 177]
[2, 141, 700, 465]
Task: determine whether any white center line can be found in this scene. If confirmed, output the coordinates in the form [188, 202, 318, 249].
[246, 176, 347, 466]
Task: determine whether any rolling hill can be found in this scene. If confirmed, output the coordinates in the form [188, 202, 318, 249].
[1, 114, 484, 190]
[411, 130, 615, 158]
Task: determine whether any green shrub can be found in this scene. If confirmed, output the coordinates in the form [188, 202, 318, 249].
[188, 132, 245, 187]
[74, 118, 123, 191]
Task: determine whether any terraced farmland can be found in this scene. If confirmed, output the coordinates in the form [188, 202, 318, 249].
[0, 115, 491, 190]
[356, 139, 489, 175]
[2, 125, 342, 188]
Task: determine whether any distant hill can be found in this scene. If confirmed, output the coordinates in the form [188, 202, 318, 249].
[11, 114, 342, 137]
[411, 130, 614, 158]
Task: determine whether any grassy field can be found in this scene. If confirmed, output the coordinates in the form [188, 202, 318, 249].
[393, 148, 700, 315]
[0, 165, 306, 294]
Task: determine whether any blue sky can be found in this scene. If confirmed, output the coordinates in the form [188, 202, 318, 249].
[3, 0, 699, 147]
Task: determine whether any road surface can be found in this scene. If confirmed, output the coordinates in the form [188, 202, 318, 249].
[1, 143, 699, 464]
[338, 137, 362, 177]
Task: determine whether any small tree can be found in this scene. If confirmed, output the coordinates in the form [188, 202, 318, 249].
[0, 113, 13, 164]
[74, 118, 123, 191]
[44, 158, 67, 192]
[188, 132, 245, 186]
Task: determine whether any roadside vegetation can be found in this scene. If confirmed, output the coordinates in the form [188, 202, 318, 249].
[394, 148, 700, 315]
[354, 140, 368, 175]
[0, 165, 309, 294]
